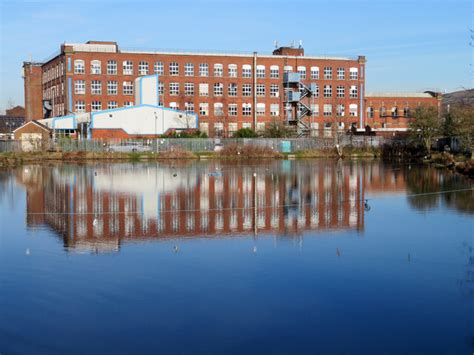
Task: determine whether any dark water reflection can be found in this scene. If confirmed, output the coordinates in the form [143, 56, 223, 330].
[0, 160, 472, 354]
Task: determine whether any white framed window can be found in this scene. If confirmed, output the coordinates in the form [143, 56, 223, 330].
[256, 84, 265, 96]
[91, 80, 102, 95]
[199, 103, 209, 116]
[242, 103, 252, 116]
[350, 104, 358, 116]
[123, 60, 133, 75]
[91, 101, 102, 112]
[367, 106, 374, 118]
[323, 84, 332, 98]
[242, 64, 252, 78]
[270, 103, 279, 116]
[213, 83, 223, 96]
[108, 101, 118, 109]
[169, 102, 178, 110]
[184, 63, 194, 76]
[199, 83, 209, 96]
[324, 66, 332, 79]
[169, 82, 179, 95]
[297, 66, 306, 79]
[228, 103, 237, 116]
[169, 62, 179, 76]
[74, 80, 85, 94]
[214, 102, 223, 116]
[310, 66, 319, 79]
[75, 100, 85, 113]
[185, 102, 194, 113]
[256, 103, 265, 116]
[350, 67, 358, 80]
[242, 122, 252, 129]
[337, 67, 345, 80]
[74, 60, 85, 74]
[214, 63, 223, 77]
[124, 101, 133, 107]
[154, 61, 164, 75]
[270, 84, 279, 97]
[337, 85, 345, 98]
[228, 83, 237, 96]
[158, 81, 164, 95]
[270, 65, 279, 78]
[256, 65, 265, 78]
[336, 104, 345, 116]
[350, 85, 358, 98]
[283, 65, 293, 73]
[313, 84, 319, 97]
[107, 60, 117, 75]
[242, 84, 252, 96]
[138, 61, 149, 75]
[257, 122, 265, 131]
[199, 63, 208, 77]
[228, 64, 237, 78]
[107, 81, 118, 95]
[123, 81, 133, 95]
[184, 82, 194, 96]
[324, 104, 332, 116]
[229, 122, 238, 133]
[91, 60, 101, 75]
[311, 104, 319, 117]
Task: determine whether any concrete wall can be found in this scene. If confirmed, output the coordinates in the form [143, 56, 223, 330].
[135, 75, 159, 106]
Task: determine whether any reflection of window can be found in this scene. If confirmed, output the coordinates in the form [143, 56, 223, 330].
[391, 107, 398, 118]
[403, 107, 410, 117]
[367, 107, 374, 118]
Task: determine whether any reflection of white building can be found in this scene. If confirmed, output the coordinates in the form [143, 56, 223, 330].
[39, 75, 198, 139]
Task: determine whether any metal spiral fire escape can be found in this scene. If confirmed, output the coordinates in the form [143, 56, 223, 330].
[283, 72, 317, 137]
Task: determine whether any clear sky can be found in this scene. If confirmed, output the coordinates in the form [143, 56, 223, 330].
[0, 0, 472, 113]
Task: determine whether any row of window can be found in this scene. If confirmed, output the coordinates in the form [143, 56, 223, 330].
[367, 106, 411, 118]
[74, 100, 358, 117]
[74, 79, 359, 98]
[73, 59, 359, 79]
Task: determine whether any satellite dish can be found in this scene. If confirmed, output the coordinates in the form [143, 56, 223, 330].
[43, 100, 52, 110]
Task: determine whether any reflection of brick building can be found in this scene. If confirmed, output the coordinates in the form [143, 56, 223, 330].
[19, 161, 367, 252]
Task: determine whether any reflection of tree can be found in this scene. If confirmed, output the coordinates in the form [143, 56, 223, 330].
[406, 166, 474, 214]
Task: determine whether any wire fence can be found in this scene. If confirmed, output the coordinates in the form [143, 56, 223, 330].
[0, 136, 389, 154]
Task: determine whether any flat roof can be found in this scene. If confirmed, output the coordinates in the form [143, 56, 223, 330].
[365, 92, 434, 98]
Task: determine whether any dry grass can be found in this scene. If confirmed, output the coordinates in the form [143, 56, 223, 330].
[157, 148, 197, 159]
[218, 144, 282, 159]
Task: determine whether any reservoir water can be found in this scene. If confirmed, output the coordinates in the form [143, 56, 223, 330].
[0, 160, 472, 354]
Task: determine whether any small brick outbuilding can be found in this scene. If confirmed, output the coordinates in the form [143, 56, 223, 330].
[13, 120, 51, 151]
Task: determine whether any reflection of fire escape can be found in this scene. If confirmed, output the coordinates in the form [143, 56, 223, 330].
[284, 72, 317, 137]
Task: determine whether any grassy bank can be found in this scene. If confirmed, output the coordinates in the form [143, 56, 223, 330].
[0, 146, 382, 168]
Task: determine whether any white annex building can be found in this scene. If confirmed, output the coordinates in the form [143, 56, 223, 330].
[39, 75, 198, 139]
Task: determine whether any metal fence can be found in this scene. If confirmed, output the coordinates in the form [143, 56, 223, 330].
[0, 136, 388, 154]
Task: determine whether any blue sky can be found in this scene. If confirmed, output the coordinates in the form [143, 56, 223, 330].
[0, 0, 472, 113]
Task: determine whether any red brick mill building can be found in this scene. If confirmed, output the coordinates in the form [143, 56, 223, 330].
[22, 40, 440, 138]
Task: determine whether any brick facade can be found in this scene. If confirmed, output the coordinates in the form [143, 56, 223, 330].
[26, 41, 366, 137]
[23, 63, 43, 121]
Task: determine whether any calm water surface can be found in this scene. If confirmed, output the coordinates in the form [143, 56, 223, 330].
[0, 160, 473, 354]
